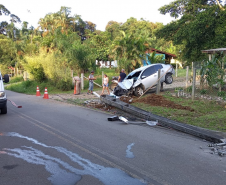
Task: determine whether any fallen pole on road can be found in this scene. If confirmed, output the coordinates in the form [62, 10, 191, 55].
[101, 95, 226, 143]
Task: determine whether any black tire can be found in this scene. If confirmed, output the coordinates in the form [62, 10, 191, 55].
[110, 83, 118, 91]
[1, 105, 7, 114]
[134, 86, 144, 97]
[165, 73, 173, 84]
[3, 74, 9, 83]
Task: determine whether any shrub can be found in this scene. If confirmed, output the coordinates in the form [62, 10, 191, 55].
[200, 89, 207, 95]
[9, 76, 24, 83]
[55, 77, 72, 91]
[186, 86, 192, 93]
[218, 91, 226, 97]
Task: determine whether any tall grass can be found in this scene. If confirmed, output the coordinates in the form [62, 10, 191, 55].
[5, 80, 73, 94]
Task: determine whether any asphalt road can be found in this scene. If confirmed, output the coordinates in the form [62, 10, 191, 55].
[0, 90, 226, 185]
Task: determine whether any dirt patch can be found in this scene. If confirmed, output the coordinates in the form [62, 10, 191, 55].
[85, 100, 113, 111]
[134, 94, 194, 112]
[119, 96, 133, 104]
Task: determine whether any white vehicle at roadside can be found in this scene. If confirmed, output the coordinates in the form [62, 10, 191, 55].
[113, 63, 175, 97]
[0, 71, 7, 114]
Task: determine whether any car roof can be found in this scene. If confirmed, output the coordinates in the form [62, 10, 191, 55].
[131, 63, 164, 73]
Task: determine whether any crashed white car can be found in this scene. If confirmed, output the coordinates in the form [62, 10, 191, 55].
[113, 63, 175, 96]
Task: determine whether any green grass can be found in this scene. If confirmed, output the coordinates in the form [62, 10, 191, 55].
[8, 76, 24, 84]
[5, 80, 74, 95]
[5, 75, 105, 95]
[175, 68, 200, 78]
[83, 68, 118, 89]
[132, 94, 226, 132]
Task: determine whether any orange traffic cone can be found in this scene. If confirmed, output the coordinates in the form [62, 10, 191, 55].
[36, 86, 41, 96]
[74, 85, 77, 95]
[43, 87, 49, 99]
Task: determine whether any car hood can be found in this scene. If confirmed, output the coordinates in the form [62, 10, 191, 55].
[118, 79, 134, 90]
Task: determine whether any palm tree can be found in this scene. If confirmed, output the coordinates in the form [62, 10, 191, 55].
[112, 30, 151, 72]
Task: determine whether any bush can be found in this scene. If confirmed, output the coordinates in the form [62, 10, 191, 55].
[200, 89, 207, 95]
[55, 78, 72, 91]
[218, 91, 226, 97]
[186, 86, 192, 93]
[9, 76, 24, 83]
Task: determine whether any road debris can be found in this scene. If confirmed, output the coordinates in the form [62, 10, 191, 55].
[108, 115, 158, 126]
[8, 99, 22, 108]
[208, 142, 226, 156]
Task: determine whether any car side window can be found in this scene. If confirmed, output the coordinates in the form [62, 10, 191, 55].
[154, 65, 163, 72]
[142, 66, 156, 78]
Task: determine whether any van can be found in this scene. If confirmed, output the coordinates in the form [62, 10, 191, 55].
[0, 71, 7, 114]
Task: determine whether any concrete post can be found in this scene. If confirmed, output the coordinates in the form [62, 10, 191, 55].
[24, 71, 27, 81]
[176, 62, 178, 77]
[156, 69, 161, 94]
[209, 54, 212, 61]
[81, 73, 84, 90]
[102, 71, 104, 86]
[71, 70, 74, 86]
[192, 68, 196, 101]
[186, 66, 189, 88]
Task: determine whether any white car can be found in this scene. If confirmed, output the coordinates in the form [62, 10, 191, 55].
[113, 63, 175, 96]
[0, 71, 7, 114]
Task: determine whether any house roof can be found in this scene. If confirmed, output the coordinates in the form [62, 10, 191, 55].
[147, 48, 177, 58]
[201, 48, 226, 54]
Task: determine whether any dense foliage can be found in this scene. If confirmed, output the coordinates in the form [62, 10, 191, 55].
[157, 0, 226, 63]
[3, 2, 225, 90]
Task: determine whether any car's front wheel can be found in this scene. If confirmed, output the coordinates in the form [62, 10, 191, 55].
[134, 86, 144, 97]
[1, 105, 7, 114]
[165, 73, 173, 84]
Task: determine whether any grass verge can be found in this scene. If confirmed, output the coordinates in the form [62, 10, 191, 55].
[132, 94, 226, 132]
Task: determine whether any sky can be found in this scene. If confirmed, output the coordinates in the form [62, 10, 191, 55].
[1, 0, 176, 31]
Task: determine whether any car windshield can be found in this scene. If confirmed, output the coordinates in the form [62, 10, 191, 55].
[126, 70, 141, 81]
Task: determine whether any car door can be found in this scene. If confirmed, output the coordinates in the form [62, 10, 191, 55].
[140, 65, 158, 89]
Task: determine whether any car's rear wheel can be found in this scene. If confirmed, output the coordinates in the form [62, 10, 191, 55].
[1, 105, 7, 114]
[165, 73, 173, 84]
[4, 74, 9, 83]
[134, 86, 144, 97]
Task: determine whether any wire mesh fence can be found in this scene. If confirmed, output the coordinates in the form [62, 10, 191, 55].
[165, 62, 226, 103]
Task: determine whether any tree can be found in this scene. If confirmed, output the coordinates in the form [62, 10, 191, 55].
[105, 21, 121, 40]
[68, 40, 96, 74]
[112, 30, 151, 72]
[88, 31, 112, 62]
[0, 4, 10, 16]
[0, 35, 17, 66]
[157, 0, 226, 63]
[0, 4, 20, 35]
